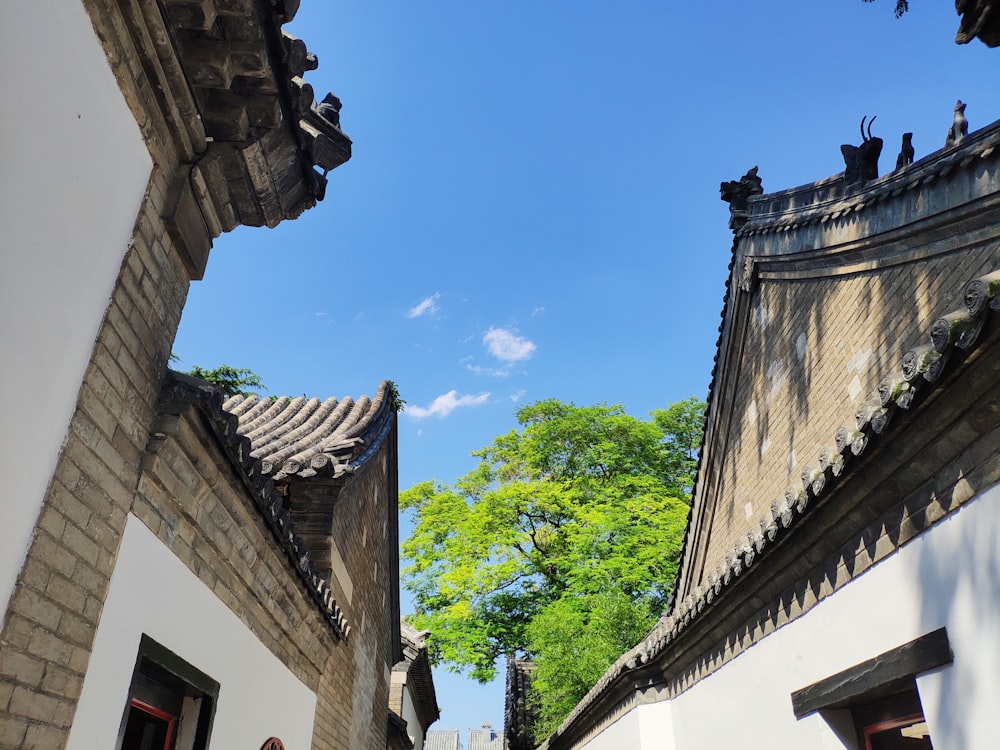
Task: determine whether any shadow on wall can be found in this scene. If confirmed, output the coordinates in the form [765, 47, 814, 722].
[717, 255, 890, 552]
[913, 482, 1000, 750]
[713, 238, 1000, 576]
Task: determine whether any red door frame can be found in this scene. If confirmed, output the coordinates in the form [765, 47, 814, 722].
[129, 698, 178, 750]
[861, 712, 926, 750]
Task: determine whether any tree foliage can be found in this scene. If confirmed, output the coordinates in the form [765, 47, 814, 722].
[400, 397, 704, 736]
[185, 364, 265, 397]
[862, 0, 910, 18]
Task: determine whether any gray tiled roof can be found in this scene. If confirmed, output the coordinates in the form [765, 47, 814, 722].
[400, 619, 430, 659]
[394, 619, 439, 729]
[223, 381, 394, 481]
[156, 372, 403, 640]
[468, 726, 503, 750]
[424, 729, 461, 750]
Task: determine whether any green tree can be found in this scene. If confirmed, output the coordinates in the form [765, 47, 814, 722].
[862, 0, 910, 18]
[400, 397, 704, 734]
[185, 364, 266, 398]
[526, 589, 657, 738]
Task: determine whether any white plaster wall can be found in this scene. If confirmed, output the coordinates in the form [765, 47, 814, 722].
[577, 708, 641, 750]
[0, 0, 152, 625]
[67, 515, 318, 750]
[578, 701, 677, 750]
[401, 685, 426, 750]
[637, 702, 675, 750]
[584, 482, 1000, 749]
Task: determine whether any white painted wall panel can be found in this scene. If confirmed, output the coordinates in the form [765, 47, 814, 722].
[401, 686, 426, 750]
[578, 707, 641, 750]
[583, 482, 1000, 749]
[67, 515, 318, 750]
[0, 0, 152, 624]
[636, 702, 675, 750]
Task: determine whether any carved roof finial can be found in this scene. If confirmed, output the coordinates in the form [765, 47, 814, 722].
[720, 166, 763, 231]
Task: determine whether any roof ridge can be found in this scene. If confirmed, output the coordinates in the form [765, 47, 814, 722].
[256, 397, 341, 472]
[243, 396, 310, 446]
[248, 396, 324, 459]
[736, 119, 1000, 238]
[155, 371, 351, 640]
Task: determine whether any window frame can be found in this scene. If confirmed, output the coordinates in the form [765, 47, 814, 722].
[860, 711, 927, 750]
[116, 635, 220, 750]
[790, 628, 951, 750]
[125, 698, 178, 750]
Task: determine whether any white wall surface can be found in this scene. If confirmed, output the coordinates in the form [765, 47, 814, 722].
[401, 685, 426, 750]
[582, 482, 1000, 750]
[0, 0, 152, 625]
[67, 515, 318, 750]
[577, 707, 641, 750]
[636, 702, 675, 750]
[579, 701, 678, 750]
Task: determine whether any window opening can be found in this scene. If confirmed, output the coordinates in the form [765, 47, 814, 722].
[117, 636, 219, 750]
[791, 628, 950, 750]
[852, 689, 933, 750]
[121, 698, 177, 750]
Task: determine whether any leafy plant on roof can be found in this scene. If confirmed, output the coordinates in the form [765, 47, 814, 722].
[185, 364, 266, 398]
[387, 380, 407, 412]
[401, 396, 704, 740]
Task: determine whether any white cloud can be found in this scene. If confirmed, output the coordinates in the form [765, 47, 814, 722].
[466, 363, 510, 378]
[510, 389, 526, 402]
[404, 390, 490, 419]
[407, 293, 441, 319]
[531, 306, 545, 317]
[483, 326, 536, 362]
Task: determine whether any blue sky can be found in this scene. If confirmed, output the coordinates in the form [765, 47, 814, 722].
[173, 1, 998, 733]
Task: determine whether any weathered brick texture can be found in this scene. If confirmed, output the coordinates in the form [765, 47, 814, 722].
[0, 188, 189, 746]
[0, 0, 357, 745]
[294, 445, 399, 750]
[702, 242, 1000, 572]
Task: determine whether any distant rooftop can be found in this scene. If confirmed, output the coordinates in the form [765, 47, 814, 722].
[425, 723, 502, 750]
[468, 723, 503, 750]
[424, 729, 461, 750]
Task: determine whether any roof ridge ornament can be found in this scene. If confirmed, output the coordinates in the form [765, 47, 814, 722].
[946, 100, 969, 147]
[956, 0, 1000, 46]
[720, 166, 763, 231]
[841, 116, 883, 187]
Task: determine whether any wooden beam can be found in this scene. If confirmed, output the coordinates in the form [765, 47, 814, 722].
[790, 628, 952, 718]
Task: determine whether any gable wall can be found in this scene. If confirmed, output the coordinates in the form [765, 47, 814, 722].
[67, 515, 320, 749]
[617, 478, 1000, 750]
[67, 405, 341, 747]
[0, 0, 152, 636]
[698, 241, 1000, 582]
[0, 154, 191, 748]
[0, 1, 334, 745]
[308, 434, 399, 750]
[0, 2, 207, 741]
[683, 127, 1000, 595]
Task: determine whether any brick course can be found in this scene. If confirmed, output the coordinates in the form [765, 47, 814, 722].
[0, 1, 359, 746]
[0, 189, 188, 745]
[698, 238, 1000, 583]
